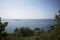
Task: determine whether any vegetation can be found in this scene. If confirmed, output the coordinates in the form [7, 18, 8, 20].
[0, 18, 8, 40]
[0, 10, 60, 40]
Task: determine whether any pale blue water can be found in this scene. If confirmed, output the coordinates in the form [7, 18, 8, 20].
[1, 19, 56, 33]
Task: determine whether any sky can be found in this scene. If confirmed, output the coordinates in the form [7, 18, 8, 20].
[0, 0, 60, 19]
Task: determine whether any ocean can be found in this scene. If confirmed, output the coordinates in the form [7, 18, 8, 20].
[1, 19, 56, 33]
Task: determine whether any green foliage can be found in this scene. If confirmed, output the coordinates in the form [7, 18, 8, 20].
[0, 18, 8, 40]
[55, 10, 60, 24]
[34, 28, 42, 36]
[14, 27, 34, 37]
[48, 10, 60, 40]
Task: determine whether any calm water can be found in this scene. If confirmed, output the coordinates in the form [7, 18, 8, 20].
[1, 19, 56, 33]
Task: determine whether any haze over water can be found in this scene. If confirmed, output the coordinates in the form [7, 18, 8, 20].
[2, 19, 55, 32]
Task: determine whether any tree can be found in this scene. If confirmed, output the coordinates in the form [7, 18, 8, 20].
[14, 27, 34, 37]
[48, 10, 60, 40]
[0, 17, 8, 40]
[34, 28, 42, 36]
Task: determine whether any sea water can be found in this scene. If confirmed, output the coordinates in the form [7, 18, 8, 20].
[1, 19, 56, 33]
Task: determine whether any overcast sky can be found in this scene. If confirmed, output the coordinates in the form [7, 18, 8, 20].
[0, 0, 60, 19]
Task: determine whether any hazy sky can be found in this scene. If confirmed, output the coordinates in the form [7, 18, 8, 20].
[0, 0, 60, 19]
